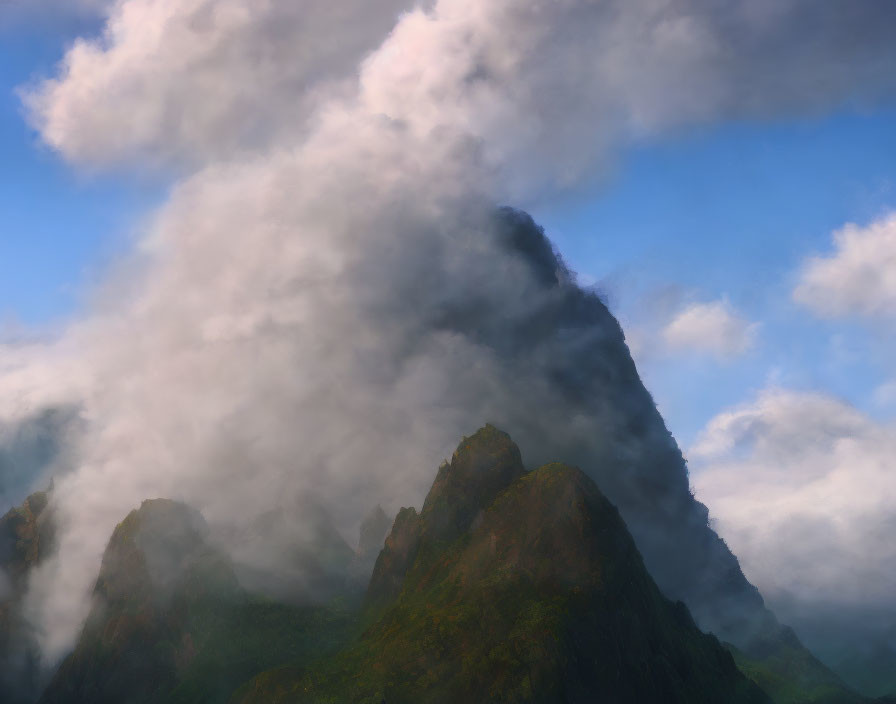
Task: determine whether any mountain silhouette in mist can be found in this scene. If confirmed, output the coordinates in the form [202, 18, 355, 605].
[14, 428, 890, 703]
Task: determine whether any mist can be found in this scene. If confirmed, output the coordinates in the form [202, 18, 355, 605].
[2, 0, 895, 670]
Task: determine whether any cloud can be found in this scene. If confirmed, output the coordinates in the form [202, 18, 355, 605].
[22, 0, 414, 169]
[0, 339, 88, 423]
[692, 389, 896, 611]
[0, 407, 81, 514]
[794, 212, 896, 318]
[23, 0, 896, 182]
[662, 299, 757, 359]
[7, 0, 896, 665]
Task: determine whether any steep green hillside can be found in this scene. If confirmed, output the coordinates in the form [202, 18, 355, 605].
[237, 426, 769, 704]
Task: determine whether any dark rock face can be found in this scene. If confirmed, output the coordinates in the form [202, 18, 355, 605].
[0, 488, 55, 704]
[239, 428, 771, 704]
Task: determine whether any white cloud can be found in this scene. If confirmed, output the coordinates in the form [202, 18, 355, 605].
[794, 212, 896, 318]
[692, 389, 896, 609]
[662, 299, 757, 359]
[22, 0, 413, 169]
[0, 338, 89, 423]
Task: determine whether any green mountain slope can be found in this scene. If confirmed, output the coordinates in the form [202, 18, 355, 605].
[236, 426, 770, 704]
[728, 635, 867, 704]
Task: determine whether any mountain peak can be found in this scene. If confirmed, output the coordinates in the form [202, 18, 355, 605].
[420, 423, 525, 541]
[41, 499, 240, 704]
[367, 425, 525, 606]
[357, 504, 391, 559]
[95, 498, 233, 604]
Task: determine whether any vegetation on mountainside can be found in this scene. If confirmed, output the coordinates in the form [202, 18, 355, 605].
[729, 641, 867, 704]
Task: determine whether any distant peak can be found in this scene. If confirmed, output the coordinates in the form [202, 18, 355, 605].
[358, 504, 392, 558]
[97, 499, 235, 603]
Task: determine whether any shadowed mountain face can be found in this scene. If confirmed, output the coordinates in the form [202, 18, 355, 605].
[0, 488, 55, 704]
[465, 209, 769, 647]
[239, 427, 771, 704]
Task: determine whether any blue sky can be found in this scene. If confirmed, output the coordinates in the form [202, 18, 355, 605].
[535, 109, 896, 445]
[1, 10, 894, 450]
[0, 15, 161, 329]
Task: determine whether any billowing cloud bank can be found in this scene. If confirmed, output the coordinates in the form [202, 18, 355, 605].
[4, 0, 896, 664]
